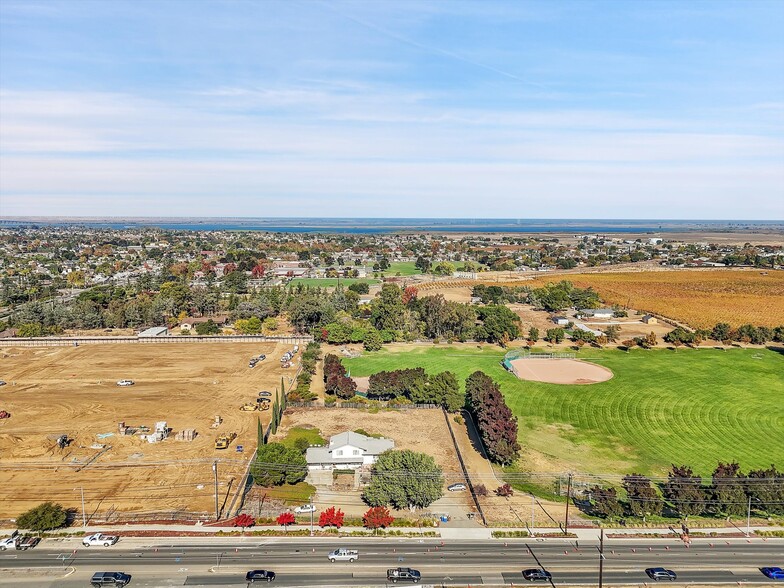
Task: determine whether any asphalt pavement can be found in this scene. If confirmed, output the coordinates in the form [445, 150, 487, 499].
[1, 537, 782, 586]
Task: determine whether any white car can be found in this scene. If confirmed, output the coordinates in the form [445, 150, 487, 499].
[447, 483, 467, 492]
[0, 380, 6, 386]
[116, 379, 135, 387]
[294, 504, 316, 514]
[82, 532, 119, 547]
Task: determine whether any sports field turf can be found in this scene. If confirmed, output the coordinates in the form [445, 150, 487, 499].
[343, 346, 784, 476]
[385, 261, 421, 276]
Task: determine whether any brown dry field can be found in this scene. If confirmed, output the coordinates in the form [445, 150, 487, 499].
[273, 407, 462, 480]
[525, 269, 784, 329]
[0, 342, 295, 519]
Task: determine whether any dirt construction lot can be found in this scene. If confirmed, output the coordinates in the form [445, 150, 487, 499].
[0, 343, 294, 519]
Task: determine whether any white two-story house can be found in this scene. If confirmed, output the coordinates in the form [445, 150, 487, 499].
[306, 431, 395, 471]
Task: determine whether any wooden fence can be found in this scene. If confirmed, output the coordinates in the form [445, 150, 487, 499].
[0, 334, 313, 347]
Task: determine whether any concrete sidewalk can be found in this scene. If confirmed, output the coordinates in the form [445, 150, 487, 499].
[1, 524, 782, 541]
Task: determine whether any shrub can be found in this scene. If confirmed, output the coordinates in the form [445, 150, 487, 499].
[17, 502, 68, 532]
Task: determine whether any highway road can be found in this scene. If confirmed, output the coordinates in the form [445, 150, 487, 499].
[1, 537, 782, 586]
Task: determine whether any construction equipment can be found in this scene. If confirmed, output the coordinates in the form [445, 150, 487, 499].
[214, 432, 237, 450]
[239, 403, 257, 412]
[256, 398, 271, 410]
[210, 415, 222, 429]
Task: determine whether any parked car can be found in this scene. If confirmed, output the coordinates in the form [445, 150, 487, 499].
[258, 391, 272, 397]
[447, 483, 467, 492]
[646, 568, 677, 581]
[245, 569, 276, 582]
[90, 571, 132, 587]
[116, 379, 134, 387]
[0, 380, 6, 386]
[294, 504, 316, 514]
[522, 568, 552, 581]
[761, 567, 784, 580]
[257, 354, 266, 361]
[83, 533, 119, 547]
[387, 567, 421, 583]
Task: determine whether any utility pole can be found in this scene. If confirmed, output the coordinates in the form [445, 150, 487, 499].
[530, 493, 535, 531]
[564, 473, 572, 536]
[76, 487, 86, 527]
[212, 461, 219, 521]
[598, 528, 604, 588]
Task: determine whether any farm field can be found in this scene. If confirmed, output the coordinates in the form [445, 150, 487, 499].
[343, 344, 784, 478]
[524, 270, 784, 329]
[288, 278, 379, 288]
[0, 342, 293, 519]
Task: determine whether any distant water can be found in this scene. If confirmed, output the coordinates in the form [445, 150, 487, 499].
[2, 217, 782, 234]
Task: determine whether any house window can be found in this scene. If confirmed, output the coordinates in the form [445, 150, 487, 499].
[335, 450, 342, 456]
[353, 449, 360, 456]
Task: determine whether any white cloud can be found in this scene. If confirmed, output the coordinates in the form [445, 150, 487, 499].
[1, 89, 782, 218]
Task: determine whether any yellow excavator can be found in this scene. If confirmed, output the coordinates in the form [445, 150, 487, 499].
[214, 432, 237, 450]
[239, 403, 257, 411]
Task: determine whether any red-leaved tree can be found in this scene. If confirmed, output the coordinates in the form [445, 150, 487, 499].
[233, 513, 255, 528]
[319, 506, 345, 528]
[402, 286, 418, 305]
[276, 512, 296, 532]
[223, 262, 237, 275]
[251, 263, 266, 278]
[363, 506, 394, 532]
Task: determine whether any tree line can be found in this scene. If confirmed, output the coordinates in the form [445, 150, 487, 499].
[586, 462, 784, 520]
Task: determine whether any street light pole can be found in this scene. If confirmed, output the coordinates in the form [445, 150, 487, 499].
[212, 461, 219, 521]
[598, 528, 604, 588]
[746, 495, 752, 538]
[310, 495, 314, 536]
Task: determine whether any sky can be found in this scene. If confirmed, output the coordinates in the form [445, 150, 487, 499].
[1, 0, 783, 219]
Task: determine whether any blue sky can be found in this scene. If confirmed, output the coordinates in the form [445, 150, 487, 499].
[1, 0, 783, 219]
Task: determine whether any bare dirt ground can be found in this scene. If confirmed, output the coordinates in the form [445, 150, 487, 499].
[0, 343, 294, 518]
[272, 408, 472, 519]
[509, 358, 613, 385]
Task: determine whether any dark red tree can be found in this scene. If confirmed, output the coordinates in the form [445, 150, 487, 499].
[319, 506, 345, 528]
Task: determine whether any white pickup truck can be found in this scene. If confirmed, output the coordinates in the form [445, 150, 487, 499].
[328, 548, 358, 562]
[82, 533, 119, 547]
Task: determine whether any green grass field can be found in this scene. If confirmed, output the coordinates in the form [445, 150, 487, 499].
[288, 278, 380, 288]
[385, 261, 421, 276]
[343, 346, 784, 477]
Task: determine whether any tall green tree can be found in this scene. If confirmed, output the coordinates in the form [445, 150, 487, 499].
[362, 450, 444, 510]
[250, 443, 307, 486]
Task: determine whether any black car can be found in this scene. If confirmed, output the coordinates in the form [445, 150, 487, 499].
[90, 571, 132, 587]
[646, 567, 677, 581]
[523, 568, 552, 581]
[246, 570, 276, 583]
[387, 567, 422, 583]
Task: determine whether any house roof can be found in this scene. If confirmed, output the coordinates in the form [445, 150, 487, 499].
[305, 431, 394, 465]
[305, 447, 364, 464]
[329, 431, 394, 454]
